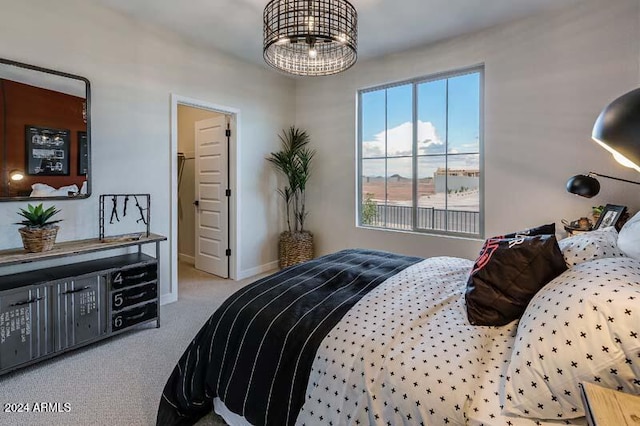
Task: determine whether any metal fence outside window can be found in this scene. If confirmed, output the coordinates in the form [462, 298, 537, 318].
[363, 204, 480, 235]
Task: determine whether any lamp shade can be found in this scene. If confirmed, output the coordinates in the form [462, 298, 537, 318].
[566, 174, 600, 198]
[592, 87, 640, 173]
[9, 170, 24, 181]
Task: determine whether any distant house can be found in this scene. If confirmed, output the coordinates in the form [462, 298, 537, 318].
[434, 168, 480, 177]
[434, 168, 480, 193]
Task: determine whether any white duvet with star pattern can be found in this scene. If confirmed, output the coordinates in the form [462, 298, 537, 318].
[296, 257, 586, 426]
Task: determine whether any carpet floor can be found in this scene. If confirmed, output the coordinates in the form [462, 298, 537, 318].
[0, 262, 269, 426]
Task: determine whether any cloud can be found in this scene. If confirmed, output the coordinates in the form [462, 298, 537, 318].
[362, 121, 479, 178]
[363, 120, 444, 157]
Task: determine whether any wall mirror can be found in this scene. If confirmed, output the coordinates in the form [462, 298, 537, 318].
[0, 58, 90, 201]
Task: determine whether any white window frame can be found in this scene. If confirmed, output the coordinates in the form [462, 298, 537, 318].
[356, 65, 485, 238]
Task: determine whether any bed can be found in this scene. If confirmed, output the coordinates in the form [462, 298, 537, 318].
[157, 224, 640, 426]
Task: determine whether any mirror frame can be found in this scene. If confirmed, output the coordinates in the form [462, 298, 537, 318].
[0, 57, 91, 202]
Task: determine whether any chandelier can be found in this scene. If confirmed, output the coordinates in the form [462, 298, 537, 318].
[263, 0, 358, 76]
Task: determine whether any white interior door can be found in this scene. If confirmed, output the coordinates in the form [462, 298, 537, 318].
[194, 115, 228, 278]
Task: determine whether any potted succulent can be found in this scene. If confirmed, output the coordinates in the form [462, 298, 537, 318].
[267, 127, 316, 268]
[16, 203, 62, 252]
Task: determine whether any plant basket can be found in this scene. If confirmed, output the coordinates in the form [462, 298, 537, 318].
[19, 225, 59, 253]
[279, 231, 313, 268]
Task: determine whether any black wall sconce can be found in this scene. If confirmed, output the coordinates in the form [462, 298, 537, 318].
[567, 172, 640, 198]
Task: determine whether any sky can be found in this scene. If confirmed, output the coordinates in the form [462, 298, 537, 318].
[361, 71, 480, 178]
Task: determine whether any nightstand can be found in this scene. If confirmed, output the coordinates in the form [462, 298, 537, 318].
[580, 382, 640, 426]
[564, 226, 592, 237]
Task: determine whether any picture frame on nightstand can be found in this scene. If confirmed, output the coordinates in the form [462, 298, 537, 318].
[593, 204, 627, 231]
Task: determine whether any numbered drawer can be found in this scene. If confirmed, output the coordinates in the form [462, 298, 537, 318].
[111, 282, 157, 311]
[110, 263, 157, 290]
[111, 302, 157, 332]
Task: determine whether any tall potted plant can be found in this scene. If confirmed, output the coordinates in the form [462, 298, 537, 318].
[267, 127, 316, 268]
[15, 203, 62, 252]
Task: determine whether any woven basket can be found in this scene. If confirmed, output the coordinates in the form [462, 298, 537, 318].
[19, 226, 59, 253]
[279, 231, 313, 269]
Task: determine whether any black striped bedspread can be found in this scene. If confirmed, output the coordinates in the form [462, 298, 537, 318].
[157, 249, 422, 426]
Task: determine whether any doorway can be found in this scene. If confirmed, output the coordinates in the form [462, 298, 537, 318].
[169, 95, 240, 304]
[178, 106, 230, 278]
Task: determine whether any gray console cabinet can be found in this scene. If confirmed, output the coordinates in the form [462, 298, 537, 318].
[0, 285, 50, 371]
[0, 234, 165, 376]
[54, 275, 108, 351]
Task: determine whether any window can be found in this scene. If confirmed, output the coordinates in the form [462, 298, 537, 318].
[358, 67, 483, 237]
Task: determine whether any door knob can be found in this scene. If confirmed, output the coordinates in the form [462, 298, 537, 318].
[193, 200, 199, 206]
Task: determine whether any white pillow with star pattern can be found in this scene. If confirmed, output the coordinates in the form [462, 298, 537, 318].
[558, 226, 626, 268]
[501, 257, 640, 420]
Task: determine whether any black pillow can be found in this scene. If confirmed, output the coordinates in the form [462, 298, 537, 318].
[465, 234, 567, 326]
[502, 223, 555, 238]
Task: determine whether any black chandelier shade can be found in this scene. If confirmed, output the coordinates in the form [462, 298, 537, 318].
[592, 87, 640, 173]
[263, 0, 358, 76]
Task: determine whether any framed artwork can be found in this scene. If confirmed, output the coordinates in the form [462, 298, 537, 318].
[594, 204, 627, 230]
[25, 125, 70, 176]
[78, 131, 88, 176]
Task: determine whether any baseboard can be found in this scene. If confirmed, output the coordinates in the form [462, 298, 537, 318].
[160, 293, 178, 305]
[178, 253, 195, 265]
[237, 260, 279, 280]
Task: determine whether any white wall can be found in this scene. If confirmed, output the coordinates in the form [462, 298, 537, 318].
[0, 0, 293, 299]
[296, 0, 640, 261]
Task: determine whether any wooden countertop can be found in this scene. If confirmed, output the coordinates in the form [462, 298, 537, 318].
[0, 233, 166, 268]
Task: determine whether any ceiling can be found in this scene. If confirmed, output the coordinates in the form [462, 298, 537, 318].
[92, 0, 581, 69]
